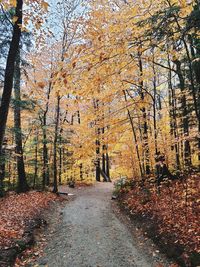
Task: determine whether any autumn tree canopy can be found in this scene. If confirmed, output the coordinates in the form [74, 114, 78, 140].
[0, 0, 199, 189]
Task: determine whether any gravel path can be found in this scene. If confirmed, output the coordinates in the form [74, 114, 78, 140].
[36, 182, 169, 267]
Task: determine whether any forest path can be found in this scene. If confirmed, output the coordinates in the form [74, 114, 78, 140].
[36, 182, 169, 267]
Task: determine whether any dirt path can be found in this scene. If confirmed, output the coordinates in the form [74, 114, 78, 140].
[35, 182, 170, 267]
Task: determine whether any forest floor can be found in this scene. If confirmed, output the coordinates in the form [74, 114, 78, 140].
[0, 190, 62, 267]
[17, 182, 174, 267]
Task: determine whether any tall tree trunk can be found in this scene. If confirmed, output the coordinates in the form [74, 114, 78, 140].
[102, 152, 106, 174]
[0, 0, 23, 155]
[123, 90, 143, 177]
[14, 50, 29, 193]
[93, 99, 101, 181]
[53, 95, 60, 193]
[106, 152, 110, 180]
[138, 51, 150, 174]
[101, 126, 106, 181]
[190, 36, 200, 170]
[58, 110, 68, 183]
[59, 133, 62, 185]
[0, 144, 6, 197]
[42, 80, 52, 189]
[167, 53, 180, 170]
[174, 60, 191, 168]
[152, 59, 158, 155]
[96, 127, 101, 182]
[34, 129, 38, 188]
[167, 0, 199, 169]
[79, 163, 83, 180]
[77, 110, 83, 181]
[42, 116, 49, 188]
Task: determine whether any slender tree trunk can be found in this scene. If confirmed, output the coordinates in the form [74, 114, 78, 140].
[0, 145, 6, 197]
[58, 110, 69, 181]
[174, 60, 191, 168]
[102, 152, 106, 173]
[80, 163, 83, 180]
[152, 59, 158, 155]
[138, 51, 150, 174]
[42, 116, 49, 188]
[195, 68, 200, 169]
[101, 126, 107, 181]
[53, 95, 60, 193]
[190, 36, 200, 171]
[0, 0, 23, 155]
[167, 54, 180, 170]
[96, 127, 101, 182]
[8, 151, 12, 188]
[34, 129, 38, 188]
[93, 99, 101, 181]
[59, 133, 62, 185]
[105, 150, 111, 182]
[77, 110, 84, 181]
[14, 50, 29, 193]
[123, 90, 143, 177]
[42, 80, 52, 189]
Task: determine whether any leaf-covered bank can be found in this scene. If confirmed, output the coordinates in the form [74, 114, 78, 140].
[0, 191, 59, 267]
[115, 175, 200, 267]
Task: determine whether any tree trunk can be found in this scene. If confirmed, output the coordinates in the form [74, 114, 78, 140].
[93, 99, 101, 181]
[14, 50, 29, 193]
[167, 54, 180, 170]
[102, 126, 106, 181]
[96, 128, 101, 182]
[123, 90, 143, 177]
[106, 151, 111, 182]
[34, 130, 38, 189]
[190, 36, 200, 170]
[53, 95, 60, 193]
[138, 51, 150, 174]
[102, 152, 106, 174]
[42, 79, 52, 189]
[152, 59, 158, 155]
[80, 163, 83, 180]
[0, 0, 23, 155]
[42, 116, 49, 188]
[0, 145, 6, 197]
[59, 133, 62, 185]
[174, 60, 191, 168]
[77, 110, 84, 181]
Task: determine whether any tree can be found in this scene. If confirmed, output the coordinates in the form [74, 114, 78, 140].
[0, 0, 23, 155]
[14, 50, 29, 193]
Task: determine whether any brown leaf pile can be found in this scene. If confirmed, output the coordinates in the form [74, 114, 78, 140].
[121, 174, 200, 253]
[0, 191, 58, 249]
